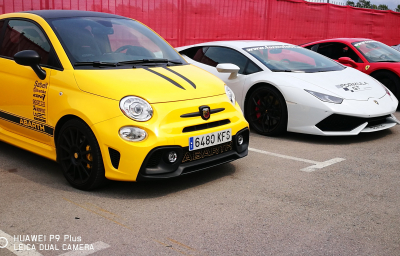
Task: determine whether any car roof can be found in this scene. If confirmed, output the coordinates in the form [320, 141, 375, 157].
[302, 38, 373, 46]
[21, 10, 126, 20]
[178, 40, 294, 50]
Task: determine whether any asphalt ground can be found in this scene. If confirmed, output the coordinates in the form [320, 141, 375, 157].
[1, 111, 400, 256]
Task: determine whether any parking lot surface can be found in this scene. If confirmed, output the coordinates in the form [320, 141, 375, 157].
[1, 112, 400, 256]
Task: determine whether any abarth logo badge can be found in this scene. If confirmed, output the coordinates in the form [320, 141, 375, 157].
[199, 106, 211, 120]
[374, 100, 379, 105]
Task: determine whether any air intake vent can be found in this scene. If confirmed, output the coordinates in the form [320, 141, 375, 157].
[146, 150, 163, 168]
[316, 114, 390, 132]
[108, 148, 121, 169]
[183, 119, 231, 133]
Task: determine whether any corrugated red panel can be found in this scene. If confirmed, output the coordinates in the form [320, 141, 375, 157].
[0, 0, 399, 47]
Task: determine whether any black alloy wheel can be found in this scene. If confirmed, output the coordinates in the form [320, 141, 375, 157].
[57, 119, 106, 190]
[245, 86, 287, 136]
[372, 71, 400, 101]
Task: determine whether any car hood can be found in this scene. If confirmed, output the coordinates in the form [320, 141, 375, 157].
[73, 65, 225, 103]
[284, 67, 386, 100]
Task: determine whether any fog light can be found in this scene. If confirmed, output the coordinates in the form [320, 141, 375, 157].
[168, 151, 178, 163]
[119, 126, 147, 142]
[237, 135, 244, 145]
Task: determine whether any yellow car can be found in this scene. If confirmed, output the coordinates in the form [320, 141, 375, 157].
[0, 10, 249, 190]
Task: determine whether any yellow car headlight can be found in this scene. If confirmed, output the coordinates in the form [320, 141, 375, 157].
[120, 96, 153, 121]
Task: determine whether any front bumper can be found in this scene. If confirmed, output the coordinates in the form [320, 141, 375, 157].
[137, 128, 249, 180]
[91, 94, 249, 181]
[284, 89, 399, 136]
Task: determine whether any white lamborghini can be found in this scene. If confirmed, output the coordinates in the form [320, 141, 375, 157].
[176, 41, 399, 136]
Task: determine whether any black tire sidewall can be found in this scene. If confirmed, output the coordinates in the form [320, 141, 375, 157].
[372, 71, 400, 99]
[245, 85, 288, 136]
[57, 119, 106, 190]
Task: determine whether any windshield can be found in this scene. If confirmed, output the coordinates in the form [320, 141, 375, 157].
[243, 45, 344, 73]
[48, 17, 185, 67]
[352, 40, 400, 63]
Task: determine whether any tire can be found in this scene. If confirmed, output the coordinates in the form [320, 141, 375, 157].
[56, 119, 107, 190]
[245, 85, 288, 136]
[372, 71, 400, 100]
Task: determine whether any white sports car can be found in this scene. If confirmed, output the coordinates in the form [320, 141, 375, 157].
[177, 41, 399, 136]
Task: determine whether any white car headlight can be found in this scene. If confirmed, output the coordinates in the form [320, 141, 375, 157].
[120, 96, 153, 121]
[305, 90, 343, 104]
[225, 85, 236, 105]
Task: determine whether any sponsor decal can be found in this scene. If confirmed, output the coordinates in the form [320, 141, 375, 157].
[365, 65, 370, 70]
[0, 110, 54, 136]
[20, 118, 46, 132]
[335, 82, 369, 92]
[244, 45, 300, 52]
[32, 80, 48, 122]
[182, 141, 232, 163]
[33, 93, 46, 101]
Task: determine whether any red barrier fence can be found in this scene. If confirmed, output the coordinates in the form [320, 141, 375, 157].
[0, 0, 399, 47]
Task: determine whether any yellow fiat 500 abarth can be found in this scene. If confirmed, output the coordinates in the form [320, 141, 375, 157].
[0, 10, 249, 190]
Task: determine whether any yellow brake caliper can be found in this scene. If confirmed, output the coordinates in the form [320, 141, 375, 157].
[86, 145, 93, 169]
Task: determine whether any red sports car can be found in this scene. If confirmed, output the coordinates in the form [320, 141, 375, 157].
[302, 38, 400, 99]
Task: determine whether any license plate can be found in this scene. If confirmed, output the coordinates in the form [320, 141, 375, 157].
[189, 128, 232, 151]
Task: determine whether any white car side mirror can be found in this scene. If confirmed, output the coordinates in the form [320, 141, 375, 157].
[216, 63, 240, 80]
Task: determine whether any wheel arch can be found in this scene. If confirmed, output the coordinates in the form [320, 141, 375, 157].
[369, 69, 400, 97]
[369, 69, 398, 78]
[54, 115, 88, 148]
[243, 82, 289, 135]
[243, 82, 287, 111]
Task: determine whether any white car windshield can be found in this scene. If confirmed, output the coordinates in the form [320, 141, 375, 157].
[243, 45, 344, 73]
[352, 41, 400, 63]
[49, 17, 184, 67]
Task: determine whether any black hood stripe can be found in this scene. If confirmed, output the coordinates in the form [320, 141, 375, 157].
[163, 67, 196, 89]
[145, 68, 185, 90]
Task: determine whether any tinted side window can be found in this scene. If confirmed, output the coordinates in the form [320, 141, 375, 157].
[200, 47, 249, 74]
[180, 46, 203, 59]
[0, 20, 4, 32]
[306, 44, 319, 52]
[244, 61, 262, 75]
[317, 42, 362, 63]
[1, 20, 50, 65]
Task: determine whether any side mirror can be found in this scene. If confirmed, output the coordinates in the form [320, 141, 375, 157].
[216, 63, 240, 80]
[14, 50, 46, 80]
[338, 57, 358, 68]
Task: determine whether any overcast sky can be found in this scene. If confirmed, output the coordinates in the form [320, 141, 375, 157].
[335, 0, 398, 9]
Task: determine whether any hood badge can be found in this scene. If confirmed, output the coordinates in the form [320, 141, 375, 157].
[199, 105, 211, 120]
[374, 100, 379, 105]
[180, 107, 225, 119]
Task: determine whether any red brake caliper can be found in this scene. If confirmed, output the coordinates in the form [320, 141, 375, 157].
[255, 99, 261, 120]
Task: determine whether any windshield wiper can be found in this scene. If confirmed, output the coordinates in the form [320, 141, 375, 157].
[375, 60, 399, 63]
[74, 61, 118, 67]
[270, 69, 305, 73]
[270, 69, 293, 72]
[117, 59, 183, 66]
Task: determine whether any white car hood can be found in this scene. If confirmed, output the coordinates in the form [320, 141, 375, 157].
[283, 67, 386, 101]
